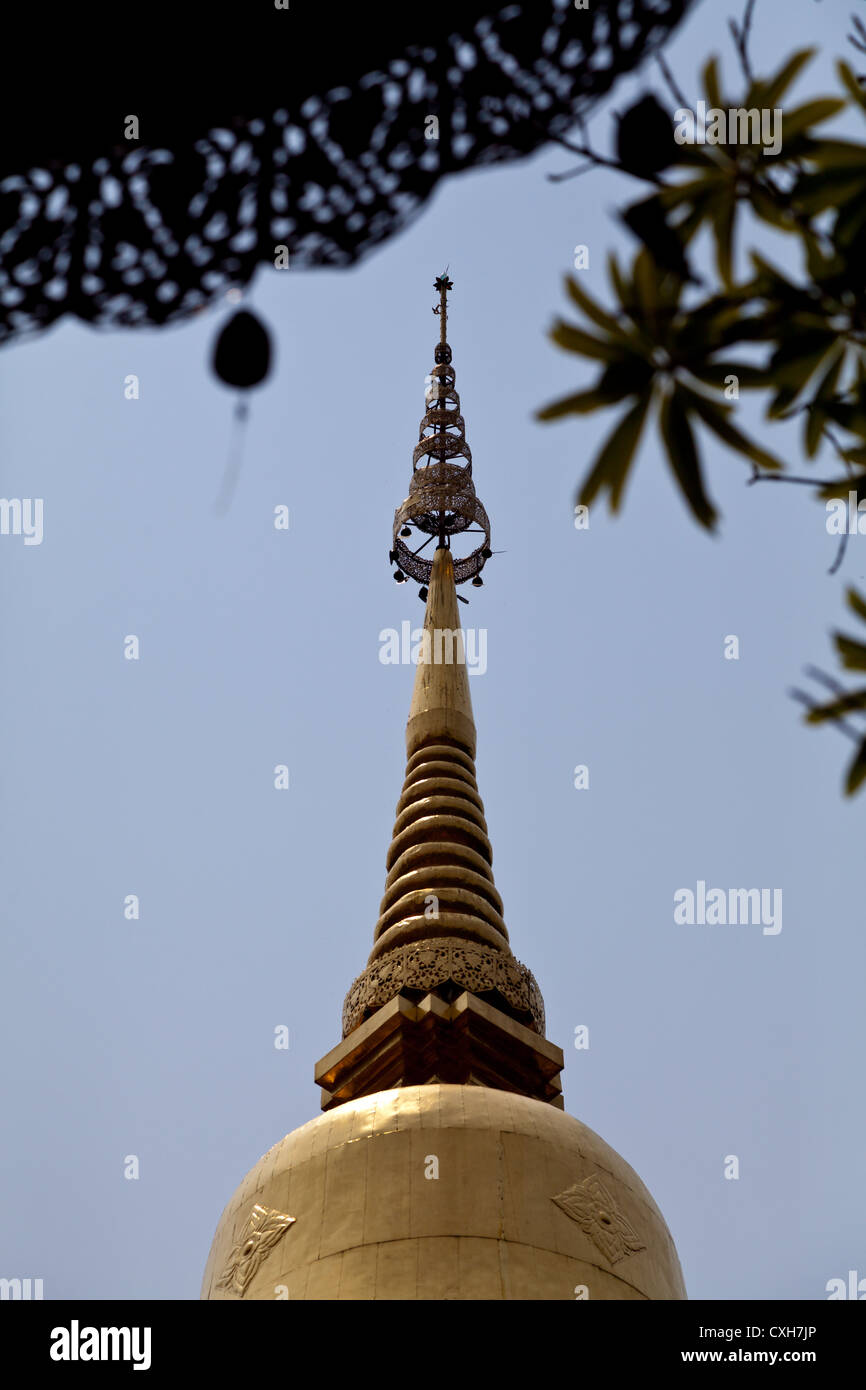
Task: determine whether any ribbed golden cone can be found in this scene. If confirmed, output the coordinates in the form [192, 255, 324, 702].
[368, 547, 508, 963]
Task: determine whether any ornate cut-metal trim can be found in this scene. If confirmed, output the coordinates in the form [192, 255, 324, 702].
[0, 5, 693, 347]
[552, 1175, 646, 1265]
[342, 937, 545, 1037]
[216, 1203, 295, 1297]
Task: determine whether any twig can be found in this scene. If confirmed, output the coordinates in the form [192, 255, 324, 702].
[655, 51, 689, 110]
[829, 528, 850, 575]
[747, 471, 850, 488]
[822, 423, 857, 478]
[729, 0, 757, 85]
[547, 159, 604, 184]
[848, 16, 866, 57]
[543, 129, 667, 187]
[748, 467, 856, 574]
[820, 423, 857, 573]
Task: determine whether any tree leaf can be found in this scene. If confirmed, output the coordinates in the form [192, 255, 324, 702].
[536, 384, 632, 420]
[801, 348, 845, 456]
[804, 137, 866, 167]
[837, 59, 866, 110]
[750, 187, 795, 231]
[766, 335, 835, 411]
[702, 57, 722, 111]
[711, 194, 736, 287]
[845, 739, 866, 796]
[608, 253, 631, 312]
[577, 392, 652, 512]
[550, 321, 619, 362]
[847, 587, 866, 624]
[563, 275, 627, 340]
[822, 400, 866, 435]
[782, 98, 846, 139]
[805, 689, 866, 722]
[759, 48, 815, 106]
[835, 634, 866, 673]
[659, 387, 718, 528]
[683, 388, 783, 470]
[793, 170, 866, 217]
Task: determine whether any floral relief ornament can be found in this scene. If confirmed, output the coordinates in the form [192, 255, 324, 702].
[552, 1175, 646, 1265]
[216, 1203, 296, 1296]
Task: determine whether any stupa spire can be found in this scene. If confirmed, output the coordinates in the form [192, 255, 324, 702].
[315, 277, 563, 1112]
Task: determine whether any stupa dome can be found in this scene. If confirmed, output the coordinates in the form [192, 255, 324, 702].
[202, 1084, 686, 1300]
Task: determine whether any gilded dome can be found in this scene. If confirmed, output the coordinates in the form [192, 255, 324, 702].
[201, 1084, 686, 1300]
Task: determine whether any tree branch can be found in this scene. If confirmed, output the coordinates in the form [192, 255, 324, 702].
[747, 472, 850, 488]
[655, 51, 690, 110]
[544, 130, 668, 187]
[729, 0, 757, 85]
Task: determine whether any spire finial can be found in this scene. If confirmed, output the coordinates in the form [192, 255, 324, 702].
[390, 274, 491, 590]
[433, 270, 452, 347]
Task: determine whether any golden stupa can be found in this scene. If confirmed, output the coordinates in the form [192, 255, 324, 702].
[201, 278, 686, 1301]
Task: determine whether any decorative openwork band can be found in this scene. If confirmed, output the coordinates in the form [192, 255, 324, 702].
[342, 937, 545, 1038]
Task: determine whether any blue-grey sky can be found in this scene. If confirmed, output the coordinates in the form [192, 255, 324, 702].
[2, 0, 863, 1301]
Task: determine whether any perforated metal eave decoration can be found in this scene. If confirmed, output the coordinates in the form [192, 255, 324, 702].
[391, 276, 491, 590]
[0, 0, 693, 347]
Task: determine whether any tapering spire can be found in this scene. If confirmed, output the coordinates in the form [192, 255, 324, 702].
[315, 277, 563, 1112]
[369, 546, 507, 967]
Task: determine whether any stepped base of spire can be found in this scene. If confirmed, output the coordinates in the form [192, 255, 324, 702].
[315, 990, 564, 1112]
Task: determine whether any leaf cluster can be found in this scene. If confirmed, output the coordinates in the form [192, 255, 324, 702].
[539, 49, 866, 794]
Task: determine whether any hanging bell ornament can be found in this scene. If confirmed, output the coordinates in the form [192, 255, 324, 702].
[211, 308, 272, 389]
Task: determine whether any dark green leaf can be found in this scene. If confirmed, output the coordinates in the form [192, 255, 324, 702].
[536, 385, 630, 420]
[847, 587, 866, 624]
[759, 49, 815, 106]
[702, 57, 725, 110]
[804, 349, 845, 456]
[845, 739, 866, 796]
[550, 321, 619, 362]
[835, 634, 866, 672]
[805, 689, 866, 722]
[793, 171, 866, 216]
[837, 59, 866, 110]
[684, 388, 783, 470]
[822, 400, 866, 434]
[781, 98, 845, 139]
[711, 194, 736, 287]
[659, 387, 718, 528]
[563, 275, 626, 340]
[577, 393, 653, 511]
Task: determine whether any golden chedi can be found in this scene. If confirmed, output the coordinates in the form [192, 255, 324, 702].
[201, 278, 686, 1301]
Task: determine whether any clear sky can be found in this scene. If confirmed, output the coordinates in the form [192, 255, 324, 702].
[1, 0, 863, 1301]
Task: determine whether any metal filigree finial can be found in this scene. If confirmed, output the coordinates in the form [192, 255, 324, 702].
[433, 271, 453, 347]
[390, 275, 492, 590]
